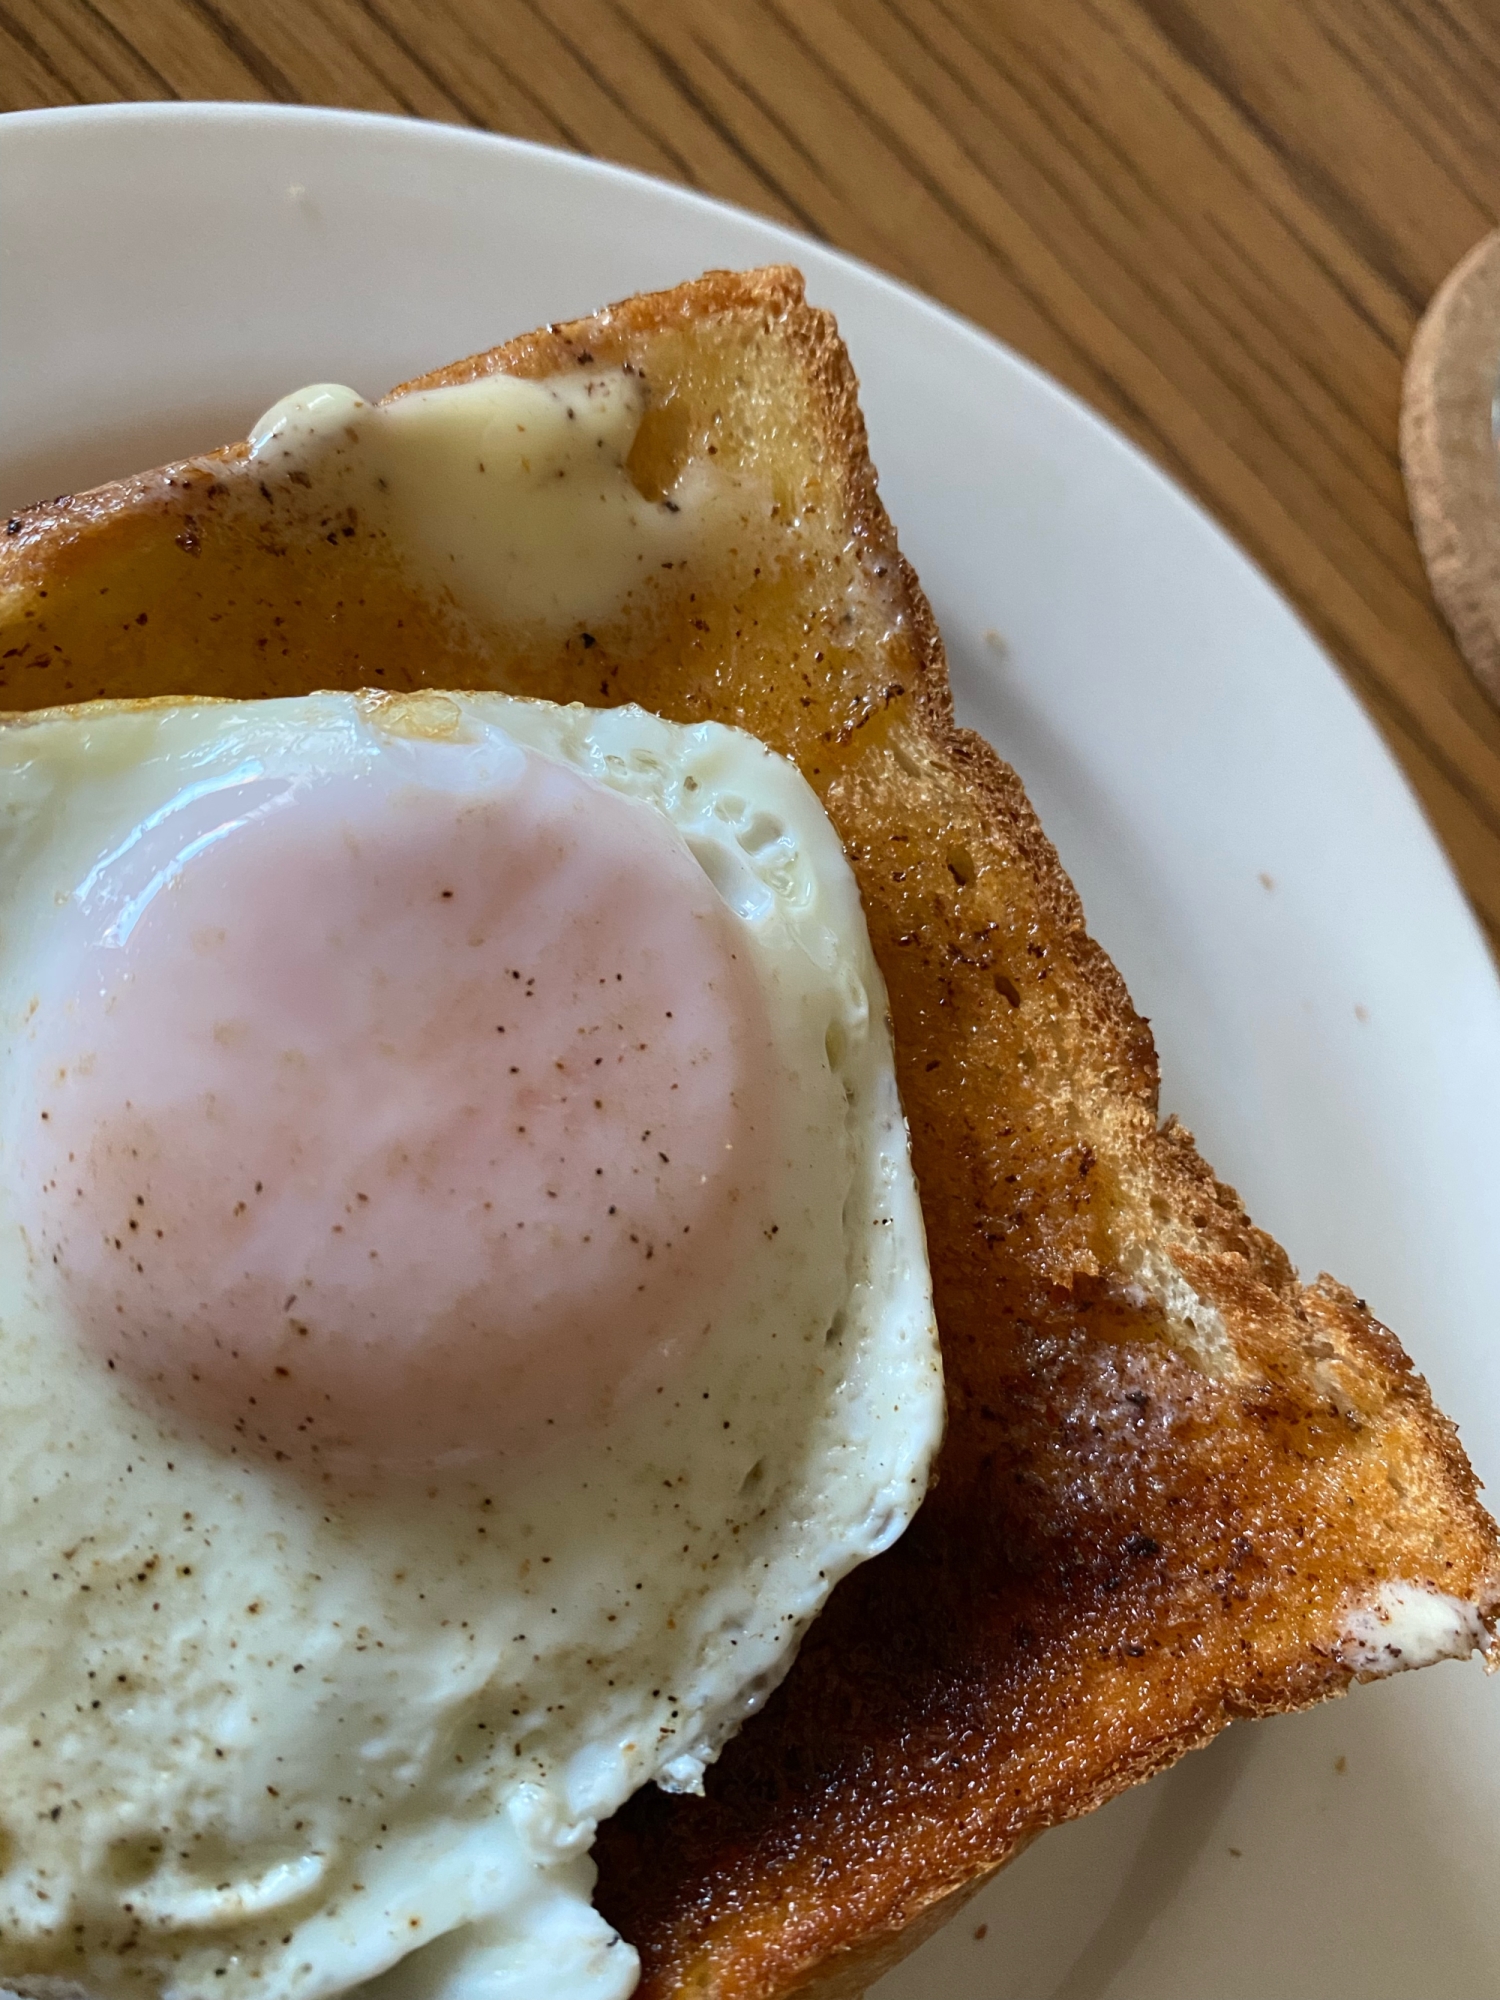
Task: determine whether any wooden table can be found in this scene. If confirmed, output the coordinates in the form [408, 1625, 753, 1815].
[7, 0, 1500, 952]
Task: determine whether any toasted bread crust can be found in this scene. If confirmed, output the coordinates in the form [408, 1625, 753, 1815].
[2, 267, 1497, 2000]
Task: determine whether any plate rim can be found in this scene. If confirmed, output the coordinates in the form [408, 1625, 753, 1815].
[5, 96, 1490, 996]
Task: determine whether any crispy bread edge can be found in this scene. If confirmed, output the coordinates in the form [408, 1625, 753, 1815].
[407, 258, 1500, 1625]
[398, 267, 1500, 1995]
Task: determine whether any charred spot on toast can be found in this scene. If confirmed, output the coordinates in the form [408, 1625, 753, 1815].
[2, 265, 1496, 2000]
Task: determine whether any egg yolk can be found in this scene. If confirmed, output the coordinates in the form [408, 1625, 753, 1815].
[19, 744, 775, 1478]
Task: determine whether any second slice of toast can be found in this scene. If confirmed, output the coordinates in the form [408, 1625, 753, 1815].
[2, 267, 1497, 2000]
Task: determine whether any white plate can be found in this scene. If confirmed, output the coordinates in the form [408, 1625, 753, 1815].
[3, 102, 1497, 2000]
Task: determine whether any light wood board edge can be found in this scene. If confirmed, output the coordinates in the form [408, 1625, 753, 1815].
[1401, 227, 1500, 710]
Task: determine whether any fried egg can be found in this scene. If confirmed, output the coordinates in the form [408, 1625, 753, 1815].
[0, 690, 942, 2000]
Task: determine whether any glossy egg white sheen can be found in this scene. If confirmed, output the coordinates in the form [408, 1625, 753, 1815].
[0, 691, 943, 2000]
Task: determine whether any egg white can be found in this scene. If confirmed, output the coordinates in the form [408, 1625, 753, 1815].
[0, 691, 942, 2000]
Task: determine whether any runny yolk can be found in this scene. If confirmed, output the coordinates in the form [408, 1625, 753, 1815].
[19, 747, 775, 1480]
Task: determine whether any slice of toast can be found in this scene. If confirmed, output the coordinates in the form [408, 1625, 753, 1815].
[3, 268, 1497, 2000]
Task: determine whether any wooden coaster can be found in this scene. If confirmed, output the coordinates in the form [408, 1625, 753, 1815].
[1402, 227, 1500, 709]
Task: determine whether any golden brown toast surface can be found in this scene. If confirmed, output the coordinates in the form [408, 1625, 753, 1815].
[3, 268, 1498, 2000]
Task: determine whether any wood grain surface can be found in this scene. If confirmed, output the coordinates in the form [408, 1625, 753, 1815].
[6, 0, 1500, 950]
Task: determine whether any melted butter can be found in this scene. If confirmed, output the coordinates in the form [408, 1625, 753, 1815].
[248, 369, 720, 630]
